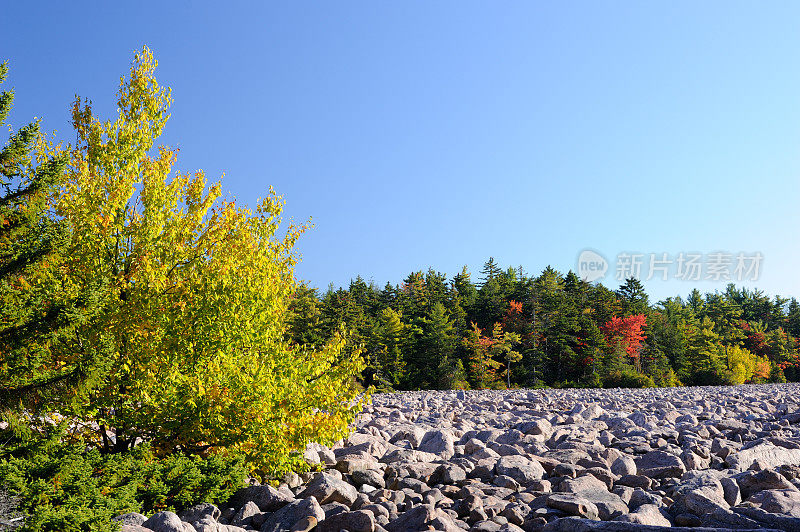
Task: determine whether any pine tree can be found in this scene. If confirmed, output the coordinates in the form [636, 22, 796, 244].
[787, 299, 800, 338]
[684, 317, 727, 384]
[452, 266, 477, 309]
[616, 277, 649, 316]
[479, 257, 503, 286]
[417, 302, 457, 389]
[287, 284, 324, 348]
[372, 307, 408, 388]
[0, 61, 111, 412]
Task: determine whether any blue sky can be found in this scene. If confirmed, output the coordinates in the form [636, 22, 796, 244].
[3, 2, 799, 302]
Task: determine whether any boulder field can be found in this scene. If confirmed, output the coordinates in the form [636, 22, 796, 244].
[118, 383, 800, 531]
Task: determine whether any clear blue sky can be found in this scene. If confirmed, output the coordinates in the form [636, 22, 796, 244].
[3, 2, 799, 302]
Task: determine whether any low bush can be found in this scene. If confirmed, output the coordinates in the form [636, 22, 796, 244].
[0, 425, 248, 532]
[602, 369, 656, 388]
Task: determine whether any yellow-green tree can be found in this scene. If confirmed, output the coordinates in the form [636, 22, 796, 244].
[726, 344, 770, 385]
[488, 323, 521, 388]
[464, 322, 502, 388]
[26, 48, 366, 477]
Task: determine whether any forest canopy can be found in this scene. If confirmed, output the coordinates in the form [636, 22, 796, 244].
[288, 259, 800, 391]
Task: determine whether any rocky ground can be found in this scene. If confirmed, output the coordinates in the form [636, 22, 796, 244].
[118, 383, 800, 532]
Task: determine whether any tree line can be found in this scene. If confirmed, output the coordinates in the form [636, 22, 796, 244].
[288, 258, 800, 390]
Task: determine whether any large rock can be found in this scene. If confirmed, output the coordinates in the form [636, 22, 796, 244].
[728, 441, 800, 472]
[315, 510, 375, 532]
[558, 474, 628, 520]
[385, 503, 460, 532]
[114, 513, 147, 526]
[297, 472, 358, 506]
[634, 451, 686, 479]
[192, 516, 247, 532]
[496, 455, 545, 485]
[733, 505, 800, 531]
[610, 455, 636, 477]
[683, 488, 729, 515]
[140, 512, 186, 532]
[433, 463, 467, 484]
[418, 429, 455, 459]
[230, 501, 261, 527]
[229, 485, 295, 512]
[546, 494, 600, 520]
[748, 489, 800, 518]
[614, 504, 671, 526]
[259, 497, 325, 532]
[351, 468, 386, 489]
[388, 424, 427, 448]
[346, 432, 390, 457]
[179, 502, 220, 523]
[517, 418, 552, 438]
[544, 515, 779, 531]
[380, 448, 439, 464]
[738, 468, 797, 499]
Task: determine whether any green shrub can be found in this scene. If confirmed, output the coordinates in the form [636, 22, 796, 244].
[0, 425, 247, 532]
[650, 367, 681, 387]
[686, 368, 728, 386]
[602, 369, 656, 388]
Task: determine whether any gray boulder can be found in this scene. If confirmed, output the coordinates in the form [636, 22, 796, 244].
[141, 512, 186, 532]
[113, 513, 147, 526]
[634, 451, 686, 479]
[315, 510, 375, 532]
[546, 494, 600, 520]
[496, 455, 545, 485]
[385, 503, 460, 532]
[230, 484, 294, 512]
[418, 429, 455, 459]
[748, 489, 800, 518]
[259, 497, 325, 532]
[297, 472, 358, 506]
[728, 441, 800, 472]
[614, 504, 670, 526]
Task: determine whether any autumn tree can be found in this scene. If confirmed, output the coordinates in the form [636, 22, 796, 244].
[602, 314, 647, 372]
[726, 345, 769, 385]
[4, 48, 366, 477]
[489, 323, 521, 388]
[463, 323, 502, 388]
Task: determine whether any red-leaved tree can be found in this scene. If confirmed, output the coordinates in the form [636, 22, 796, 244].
[602, 314, 647, 371]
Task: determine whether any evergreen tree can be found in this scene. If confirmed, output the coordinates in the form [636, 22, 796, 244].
[616, 277, 650, 316]
[287, 284, 324, 348]
[0, 61, 111, 411]
[415, 302, 457, 389]
[371, 307, 408, 388]
[452, 266, 477, 309]
[684, 317, 727, 384]
[687, 289, 705, 316]
[787, 299, 800, 338]
[479, 257, 503, 286]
